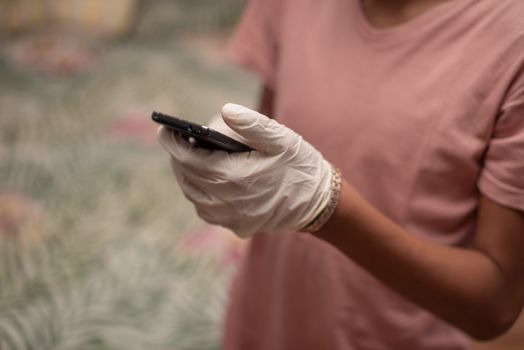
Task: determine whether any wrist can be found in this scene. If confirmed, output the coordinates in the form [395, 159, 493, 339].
[301, 165, 342, 232]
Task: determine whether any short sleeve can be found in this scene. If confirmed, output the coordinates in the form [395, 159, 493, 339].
[478, 66, 524, 212]
[227, 0, 285, 88]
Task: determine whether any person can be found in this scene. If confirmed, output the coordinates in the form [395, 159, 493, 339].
[158, 0, 524, 348]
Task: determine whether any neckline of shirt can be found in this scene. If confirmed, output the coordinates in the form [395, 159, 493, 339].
[352, 0, 480, 45]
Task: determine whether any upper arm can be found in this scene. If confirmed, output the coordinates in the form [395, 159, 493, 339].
[472, 194, 524, 326]
[473, 59, 524, 325]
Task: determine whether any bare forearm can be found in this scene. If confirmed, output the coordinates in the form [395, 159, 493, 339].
[314, 180, 517, 340]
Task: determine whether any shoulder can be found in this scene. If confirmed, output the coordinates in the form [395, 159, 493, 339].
[465, 0, 524, 71]
[477, 0, 524, 40]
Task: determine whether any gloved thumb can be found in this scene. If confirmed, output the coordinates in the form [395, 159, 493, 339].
[221, 103, 289, 154]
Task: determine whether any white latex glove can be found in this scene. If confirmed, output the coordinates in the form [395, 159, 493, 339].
[157, 103, 333, 238]
[206, 113, 247, 143]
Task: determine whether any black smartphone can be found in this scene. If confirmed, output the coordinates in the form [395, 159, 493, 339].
[152, 111, 254, 153]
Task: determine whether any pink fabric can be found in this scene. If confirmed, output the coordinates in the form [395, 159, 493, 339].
[224, 0, 524, 349]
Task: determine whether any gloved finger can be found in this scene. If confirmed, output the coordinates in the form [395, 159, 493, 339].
[171, 157, 269, 224]
[194, 201, 238, 228]
[158, 126, 234, 178]
[221, 103, 289, 155]
[179, 178, 243, 228]
[157, 125, 189, 161]
[179, 166, 287, 238]
[169, 159, 236, 219]
[158, 125, 207, 161]
[168, 155, 227, 196]
[178, 150, 291, 203]
[206, 114, 249, 145]
[177, 174, 217, 208]
[159, 124, 288, 199]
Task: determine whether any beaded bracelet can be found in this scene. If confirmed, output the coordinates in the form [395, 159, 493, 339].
[303, 166, 342, 233]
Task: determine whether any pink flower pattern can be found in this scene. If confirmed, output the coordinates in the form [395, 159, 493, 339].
[108, 110, 159, 145]
[0, 192, 44, 241]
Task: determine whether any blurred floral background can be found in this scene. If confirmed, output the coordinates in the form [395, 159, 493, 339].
[0, 1, 254, 349]
[0, 1, 522, 349]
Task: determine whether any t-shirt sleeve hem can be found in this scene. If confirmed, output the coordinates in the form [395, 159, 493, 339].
[478, 171, 524, 212]
[227, 42, 276, 89]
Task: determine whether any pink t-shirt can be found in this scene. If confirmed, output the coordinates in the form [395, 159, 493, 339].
[224, 0, 524, 349]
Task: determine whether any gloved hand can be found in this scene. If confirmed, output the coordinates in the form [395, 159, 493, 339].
[157, 103, 335, 238]
[206, 113, 248, 144]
